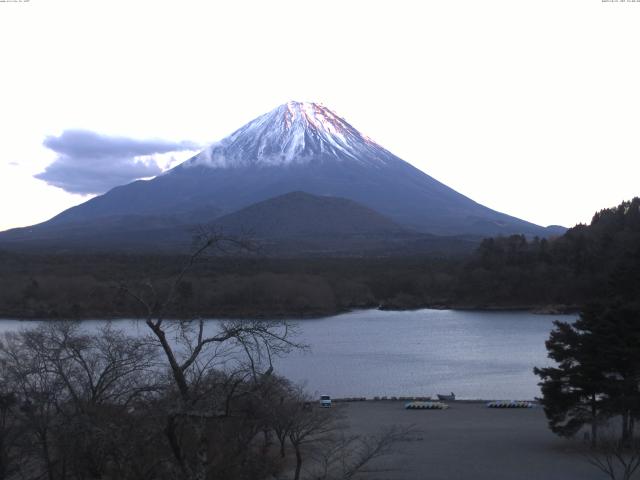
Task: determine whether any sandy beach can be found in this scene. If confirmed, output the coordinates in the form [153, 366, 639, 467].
[339, 401, 603, 480]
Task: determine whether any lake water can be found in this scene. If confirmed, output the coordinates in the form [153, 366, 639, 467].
[0, 309, 575, 400]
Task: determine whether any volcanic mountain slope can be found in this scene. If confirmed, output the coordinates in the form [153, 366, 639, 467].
[0, 101, 562, 251]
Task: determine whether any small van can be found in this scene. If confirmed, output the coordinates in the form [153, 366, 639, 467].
[320, 395, 332, 408]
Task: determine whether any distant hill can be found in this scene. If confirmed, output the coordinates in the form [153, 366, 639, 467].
[213, 191, 405, 237]
[211, 191, 480, 256]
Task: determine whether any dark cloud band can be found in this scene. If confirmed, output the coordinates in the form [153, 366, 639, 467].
[35, 130, 199, 195]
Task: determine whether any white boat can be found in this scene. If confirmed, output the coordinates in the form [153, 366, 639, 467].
[437, 392, 455, 401]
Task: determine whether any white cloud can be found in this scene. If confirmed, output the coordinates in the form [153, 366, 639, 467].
[34, 130, 199, 194]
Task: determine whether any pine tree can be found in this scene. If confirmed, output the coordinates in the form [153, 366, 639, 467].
[535, 301, 640, 446]
[534, 310, 609, 446]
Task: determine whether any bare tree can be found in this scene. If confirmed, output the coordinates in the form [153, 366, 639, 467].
[1, 330, 65, 480]
[584, 429, 640, 480]
[37, 322, 160, 479]
[308, 425, 416, 480]
[280, 389, 416, 480]
[0, 376, 22, 480]
[120, 231, 303, 480]
[0, 322, 161, 480]
[22, 322, 158, 409]
[287, 401, 342, 480]
[267, 378, 300, 459]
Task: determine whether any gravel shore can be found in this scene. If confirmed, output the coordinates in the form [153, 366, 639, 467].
[341, 401, 602, 480]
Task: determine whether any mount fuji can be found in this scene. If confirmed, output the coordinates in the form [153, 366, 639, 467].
[1, 101, 563, 252]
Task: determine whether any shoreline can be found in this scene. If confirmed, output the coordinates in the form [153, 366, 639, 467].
[0, 304, 579, 322]
[332, 397, 540, 403]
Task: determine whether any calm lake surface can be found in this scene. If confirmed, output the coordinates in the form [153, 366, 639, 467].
[0, 309, 576, 400]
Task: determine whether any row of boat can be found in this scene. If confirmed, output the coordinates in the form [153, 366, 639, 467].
[405, 400, 535, 410]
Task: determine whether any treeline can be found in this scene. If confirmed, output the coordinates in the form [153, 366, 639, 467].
[456, 197, 640, 308]
[1, 197, 639, 318]
[0, 254, 461, 319]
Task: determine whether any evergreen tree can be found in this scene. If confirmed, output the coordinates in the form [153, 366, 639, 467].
[534, 309, 609, 446]
[590, 303, 640, 444]
[535, 301, 640, 446]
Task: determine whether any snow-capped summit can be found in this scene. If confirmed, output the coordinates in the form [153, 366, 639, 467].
[185, 101, 394, 168]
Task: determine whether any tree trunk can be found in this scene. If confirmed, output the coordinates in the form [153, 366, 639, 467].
[293, 444, 302, 480]
[591, 396, 598, 448]
[165, 415, 188, 477]
[0, 435, 6, 480]
[622, 410, 630, 445]
[194, 420, 209, 480]
[38, 429, 55, 480]
[146, 321, 190, 399]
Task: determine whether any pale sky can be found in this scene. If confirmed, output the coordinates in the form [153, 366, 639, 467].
[1, 0, 639, 232]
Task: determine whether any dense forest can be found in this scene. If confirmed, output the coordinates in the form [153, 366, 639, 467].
[1, 198, 639, 319]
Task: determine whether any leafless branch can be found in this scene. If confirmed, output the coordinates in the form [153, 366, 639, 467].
[584, 430, 640, 480]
